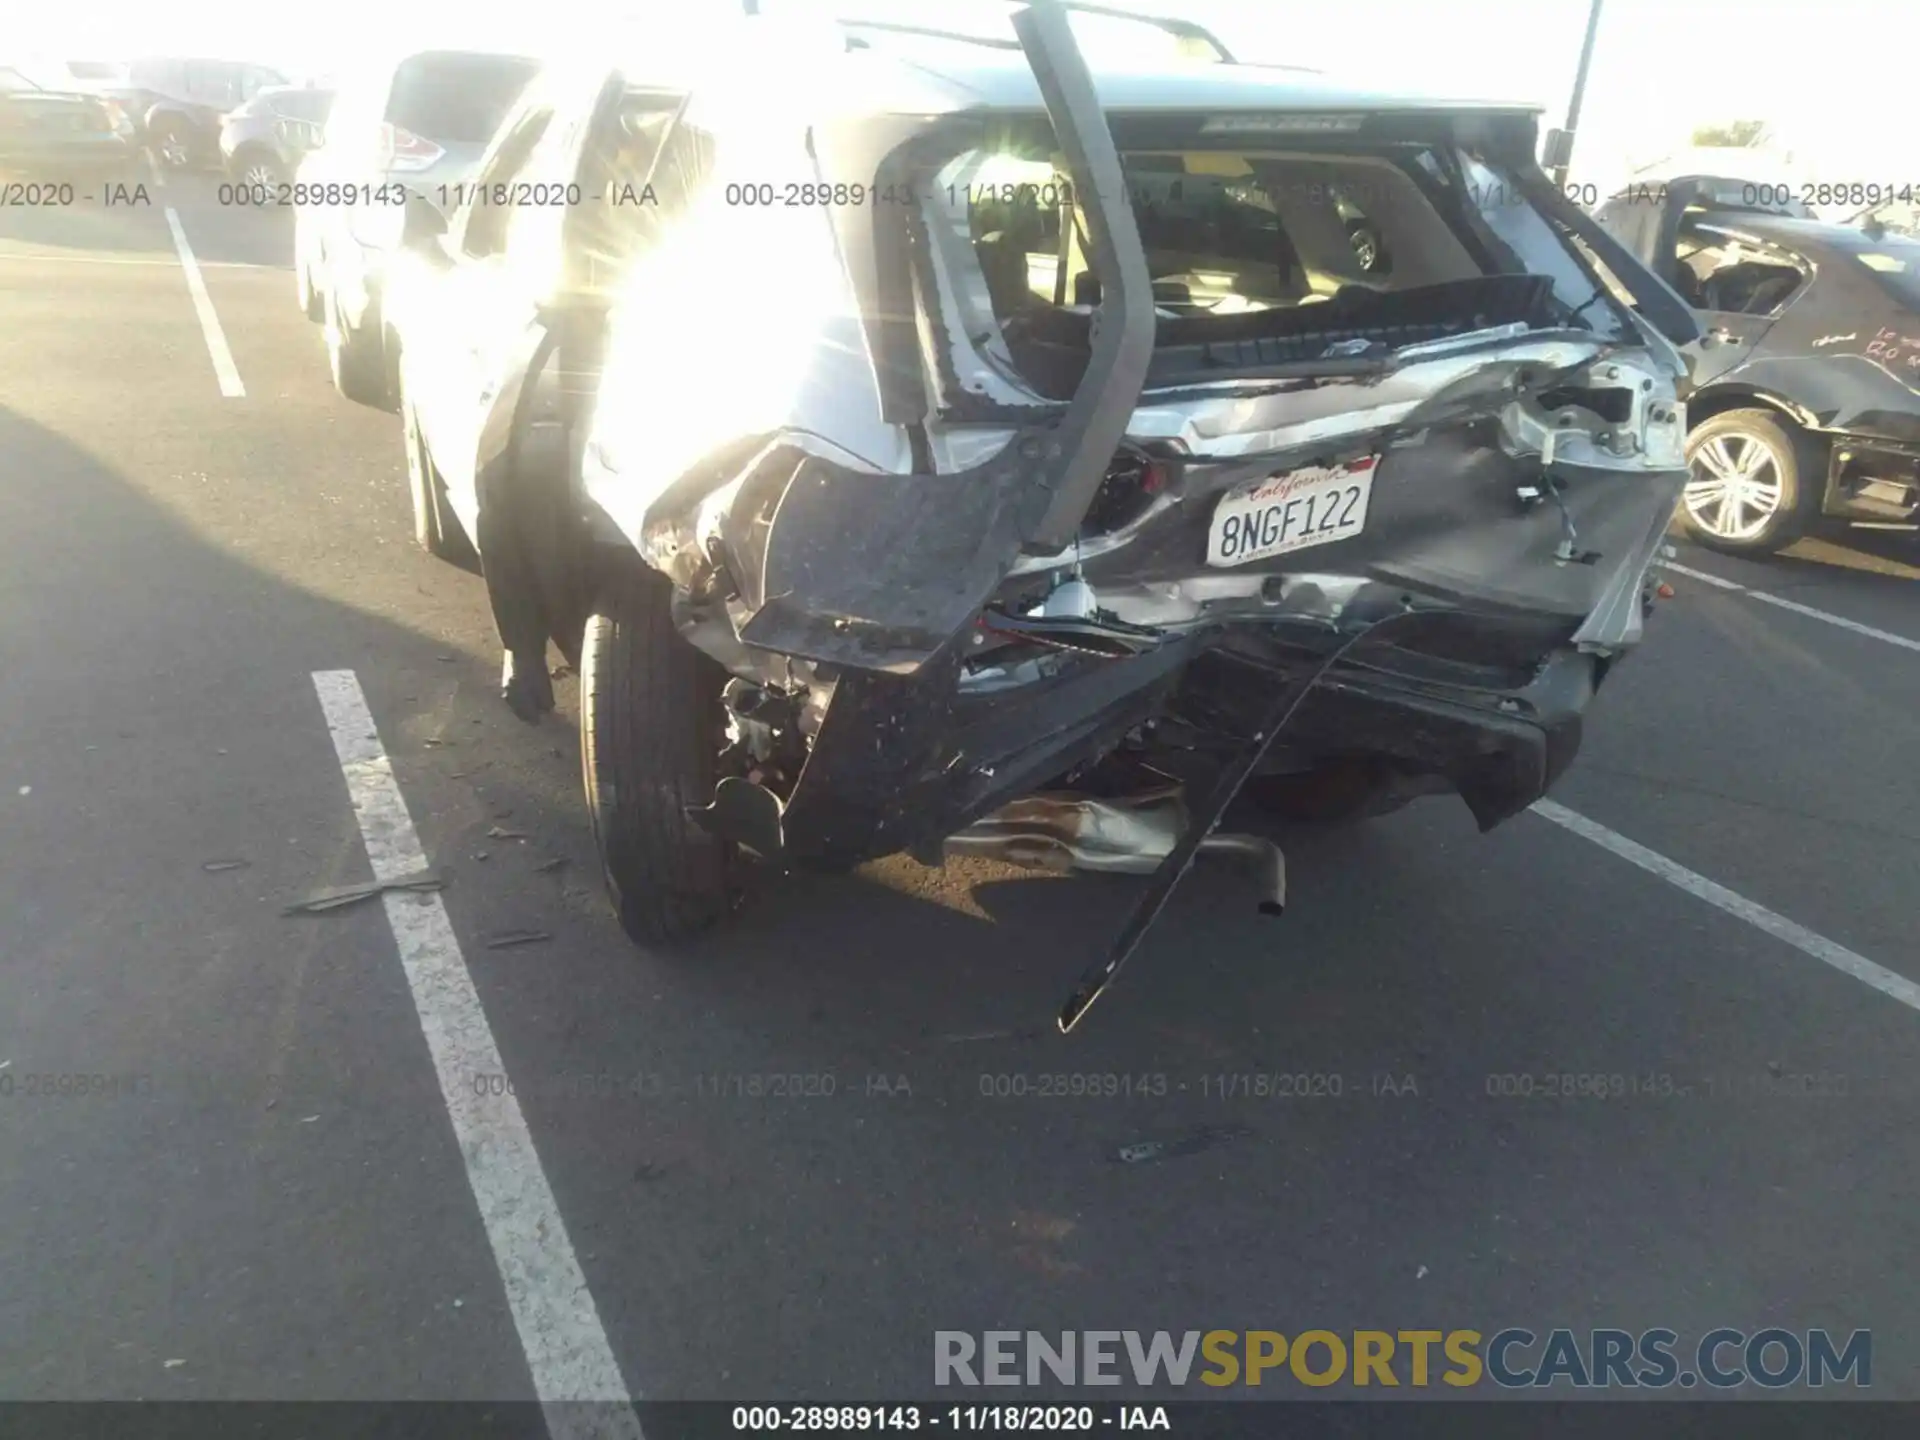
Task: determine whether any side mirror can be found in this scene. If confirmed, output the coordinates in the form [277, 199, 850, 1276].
[1541, 127, 1575, 170]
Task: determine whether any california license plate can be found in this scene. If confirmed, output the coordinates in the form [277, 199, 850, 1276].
[1206, 455, 1377, 567]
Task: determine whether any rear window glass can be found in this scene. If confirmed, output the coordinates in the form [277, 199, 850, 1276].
[958, 147, 1481, 323]
[385, 52, 539, 145]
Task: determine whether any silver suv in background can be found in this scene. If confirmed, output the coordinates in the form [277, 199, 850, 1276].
[220, 85, 334, 192]
[293, 45, 542, 407]
[99, 57, 291, 168]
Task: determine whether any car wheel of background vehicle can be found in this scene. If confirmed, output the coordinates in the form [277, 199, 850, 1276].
[322, 284, 389, 408]
[401, 382, 477, 567]
[233, 149, 284, 196]
[579, 565, 742, 947]
[1679, 409, 1817, 555]
[149, 116, 192, 169]
[295, 256, 323, 323]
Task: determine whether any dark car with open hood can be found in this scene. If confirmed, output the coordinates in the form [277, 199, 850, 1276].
[384, 2, 1699, 1029]
[1596, 175, 1920, 554]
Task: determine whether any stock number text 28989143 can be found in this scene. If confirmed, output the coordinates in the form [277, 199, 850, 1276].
[720, 180, 1080, 209]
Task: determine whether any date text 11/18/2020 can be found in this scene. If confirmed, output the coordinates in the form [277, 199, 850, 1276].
[729, 1405, 1172, 1431]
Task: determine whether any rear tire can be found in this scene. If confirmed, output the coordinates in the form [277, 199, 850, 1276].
[1678, 408, 1819, 556]
[324, 283, 390, 409]
[295, 256, 323, 322]
[580, 566, 741, 947]
[401, 379, 477, 566]
[294, 221, 325, 322]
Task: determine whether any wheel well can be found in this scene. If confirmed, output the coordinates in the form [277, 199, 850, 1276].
[1688, 388, 1814, 434]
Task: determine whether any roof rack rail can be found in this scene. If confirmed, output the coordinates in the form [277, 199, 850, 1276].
[839, 19, 1022, 52]
[1057, 3, 1234, 63]
[837, 4, 1235, 64]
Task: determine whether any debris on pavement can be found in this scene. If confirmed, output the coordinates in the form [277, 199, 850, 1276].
[534, 857, 567, 874]
[940, 1028, 1042, 1044]
[422, 737, 451, 748]
[1417, 1265, 1429, 1279]
[486, 825, 528, 840]
[282, 872, 444, 914]
[485, 928, 553, 949]
[163, 1359, 186, 1369]
[16, 786, 29, 796]
[202, 860, 249, 873]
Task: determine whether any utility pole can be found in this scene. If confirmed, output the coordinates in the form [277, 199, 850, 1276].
[1551, 0, 1605, 189]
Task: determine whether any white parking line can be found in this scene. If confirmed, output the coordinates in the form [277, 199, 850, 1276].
[311, 671, 644, 1440]
[1533, 799, 1920, 1013]
[1663, 560, 1920, 653]
[161, 208, 245, 398]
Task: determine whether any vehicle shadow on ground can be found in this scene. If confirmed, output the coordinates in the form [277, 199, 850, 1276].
[13, 402, 1920, 1401]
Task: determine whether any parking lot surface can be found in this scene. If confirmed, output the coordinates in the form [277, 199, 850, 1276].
[3, 170, 1919, 1411]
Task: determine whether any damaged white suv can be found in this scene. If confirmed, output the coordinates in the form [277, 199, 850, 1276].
[387, 4, 1701, 1027]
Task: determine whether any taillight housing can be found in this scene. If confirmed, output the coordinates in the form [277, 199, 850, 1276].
[377, 123, 443, 172]
[1083, 443, 1179, 535]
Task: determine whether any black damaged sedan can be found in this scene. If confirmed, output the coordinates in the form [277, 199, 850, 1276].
[1597, 176, 1920, 554]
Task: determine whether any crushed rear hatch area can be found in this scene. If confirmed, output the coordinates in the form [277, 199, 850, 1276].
[574, 6, 1699, 1023]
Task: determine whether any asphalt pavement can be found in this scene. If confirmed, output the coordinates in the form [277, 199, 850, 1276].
[3, 167, 1920, 1415]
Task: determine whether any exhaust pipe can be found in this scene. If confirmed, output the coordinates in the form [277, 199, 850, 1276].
[945, 789, 1285, 914]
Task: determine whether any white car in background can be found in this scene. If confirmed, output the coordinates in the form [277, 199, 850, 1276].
[292, 44, 541, 408]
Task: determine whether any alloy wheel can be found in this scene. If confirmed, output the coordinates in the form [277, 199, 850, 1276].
[240, 161, 279, 194]
[1684, 430, 1785, 541]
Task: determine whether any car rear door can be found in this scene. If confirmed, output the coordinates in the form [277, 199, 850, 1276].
[468, 77, 689, 488]
[403, 95, 570, 539]
[1675, 220, 1806, 389]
